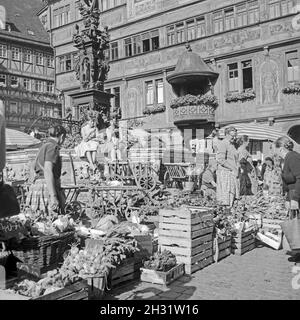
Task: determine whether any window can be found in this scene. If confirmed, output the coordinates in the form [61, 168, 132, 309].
[23, 103, 30, 115]
[24, 49, 32, 63]
[133, 36, 141, 55]
[110, 42, 118, 60]
[46, 81, 54, 93]
[187, 19, 196, 41]
[176, 23, 185, 43]
[124, 38, 132, 57]
[228, 60, 253, 93]
[11, 76, 19, 87]
[151, 30, 159, 50]
[46, 56, 54, 68]
[75, 1, 81, 20]
[213, 11, 224, 33]
[0, 74, 6, 87]
[0, 44, 7, 58]
[228, 63, 239, 92]
[167, 26, 175, 45]
[114, 87, 120, 110]
[53, 8, 61, 27]
[65, 54, 72, 71]
[281, 0, 294, 16]
[225, 8, 235, 31]
[62, 5, 71, 25]
[237, 4, 247, 27]
[36, 52, 43, 65]
[145, 79, 164, 106]
[35, 80, 43, 92]
[287, 51, 300, 83]
[242, 60, 253, 90]
[59, 56, 65, 72]
[102, 0, 124, 11]
[142, 33, 150, 52]
[146, 81, 154, 105]
[53, 5, 71, 27]
[12, 47, 21, 61]
[140, 30, 159, 53]
[58, 55, 72, 72]
[156, 79, 164, 104]
[248, 1, 259, 24]
[269, 0, 293, 19]
[10, 102, 18, 113]
[23, 78, 31, 90]
[196, 17, 206, 38]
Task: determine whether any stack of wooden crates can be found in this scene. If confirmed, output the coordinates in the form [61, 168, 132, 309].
[158, 206, 214, 274]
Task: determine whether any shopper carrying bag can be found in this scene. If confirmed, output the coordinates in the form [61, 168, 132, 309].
[0, 102, 20, 219]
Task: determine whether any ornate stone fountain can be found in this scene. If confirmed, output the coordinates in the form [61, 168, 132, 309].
[69, 0, 113, 130]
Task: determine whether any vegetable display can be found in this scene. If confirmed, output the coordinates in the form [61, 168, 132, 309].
[143, 250, 177, 272]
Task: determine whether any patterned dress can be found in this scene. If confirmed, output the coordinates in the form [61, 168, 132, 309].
[26, 139, 65, 214]
[216, 139, 240, 206]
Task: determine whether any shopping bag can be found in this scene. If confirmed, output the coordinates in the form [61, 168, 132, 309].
[280, 218, 300, 250]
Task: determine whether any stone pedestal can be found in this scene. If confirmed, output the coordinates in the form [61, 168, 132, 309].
[69, 89, 114, 129]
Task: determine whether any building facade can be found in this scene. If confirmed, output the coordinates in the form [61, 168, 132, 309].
[0, 0, 62, 133]
[42, 0, 300, 148]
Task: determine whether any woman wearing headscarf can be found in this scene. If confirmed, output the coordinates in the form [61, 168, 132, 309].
[26, 125, 67, 216]
[237, 135, 256, 196]
[275, 136, 300, 262]
[275, 136, 300, 215]
[216, 126, 240, 206]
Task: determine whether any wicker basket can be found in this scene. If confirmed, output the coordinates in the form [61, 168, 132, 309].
[8, 231, 75, 274]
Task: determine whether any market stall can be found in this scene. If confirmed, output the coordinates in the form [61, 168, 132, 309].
[0, 184, 291, 300]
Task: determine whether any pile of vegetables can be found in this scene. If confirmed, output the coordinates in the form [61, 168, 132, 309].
[232, 192, 288, 220]
[144, 250, 177, 272]
[212, 206, 234, 238]
[165, 192, 216, 209]
[14, 269, 69, 299]
[13, 221, 141, 298]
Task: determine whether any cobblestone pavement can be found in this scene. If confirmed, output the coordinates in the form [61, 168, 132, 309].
[104, 246, 300, 300]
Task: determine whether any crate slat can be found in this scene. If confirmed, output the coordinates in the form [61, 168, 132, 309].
[232, 243, 256, 255]
[159, 229, 213, 248]
[175, 248, 212, 265]
[160, 240, 212, 257]
[33, 281, 88, 300]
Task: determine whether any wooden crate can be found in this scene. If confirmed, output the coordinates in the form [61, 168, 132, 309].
[262, 218, 285, 230]
[110, 256, 142, 288]
[159, 207, 214, 274]
[213, 235, 232, 262]
[33, 281, 88, 300]
[140, 264, 185, 286]
[232, 229, 256, 255]
[159, 207, 214, 243]
[256, 231, 283, 250]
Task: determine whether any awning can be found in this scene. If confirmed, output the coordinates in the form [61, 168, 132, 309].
[216, 123, 293, 142]
[6, 128, 41, 150]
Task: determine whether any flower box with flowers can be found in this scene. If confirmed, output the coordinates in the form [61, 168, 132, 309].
[225, 89, 256, 103]
[170, 94, 218, 109]
[282, 84, 300, 95]
[143, 105, 166, 115]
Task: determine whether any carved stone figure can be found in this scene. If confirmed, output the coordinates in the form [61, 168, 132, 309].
[261, 60, 279, 105]
[82, 57, 90, 86]
[72, 2, 110, 91]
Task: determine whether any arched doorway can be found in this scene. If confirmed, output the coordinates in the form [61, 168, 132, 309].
[288, 125, 300, 144]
